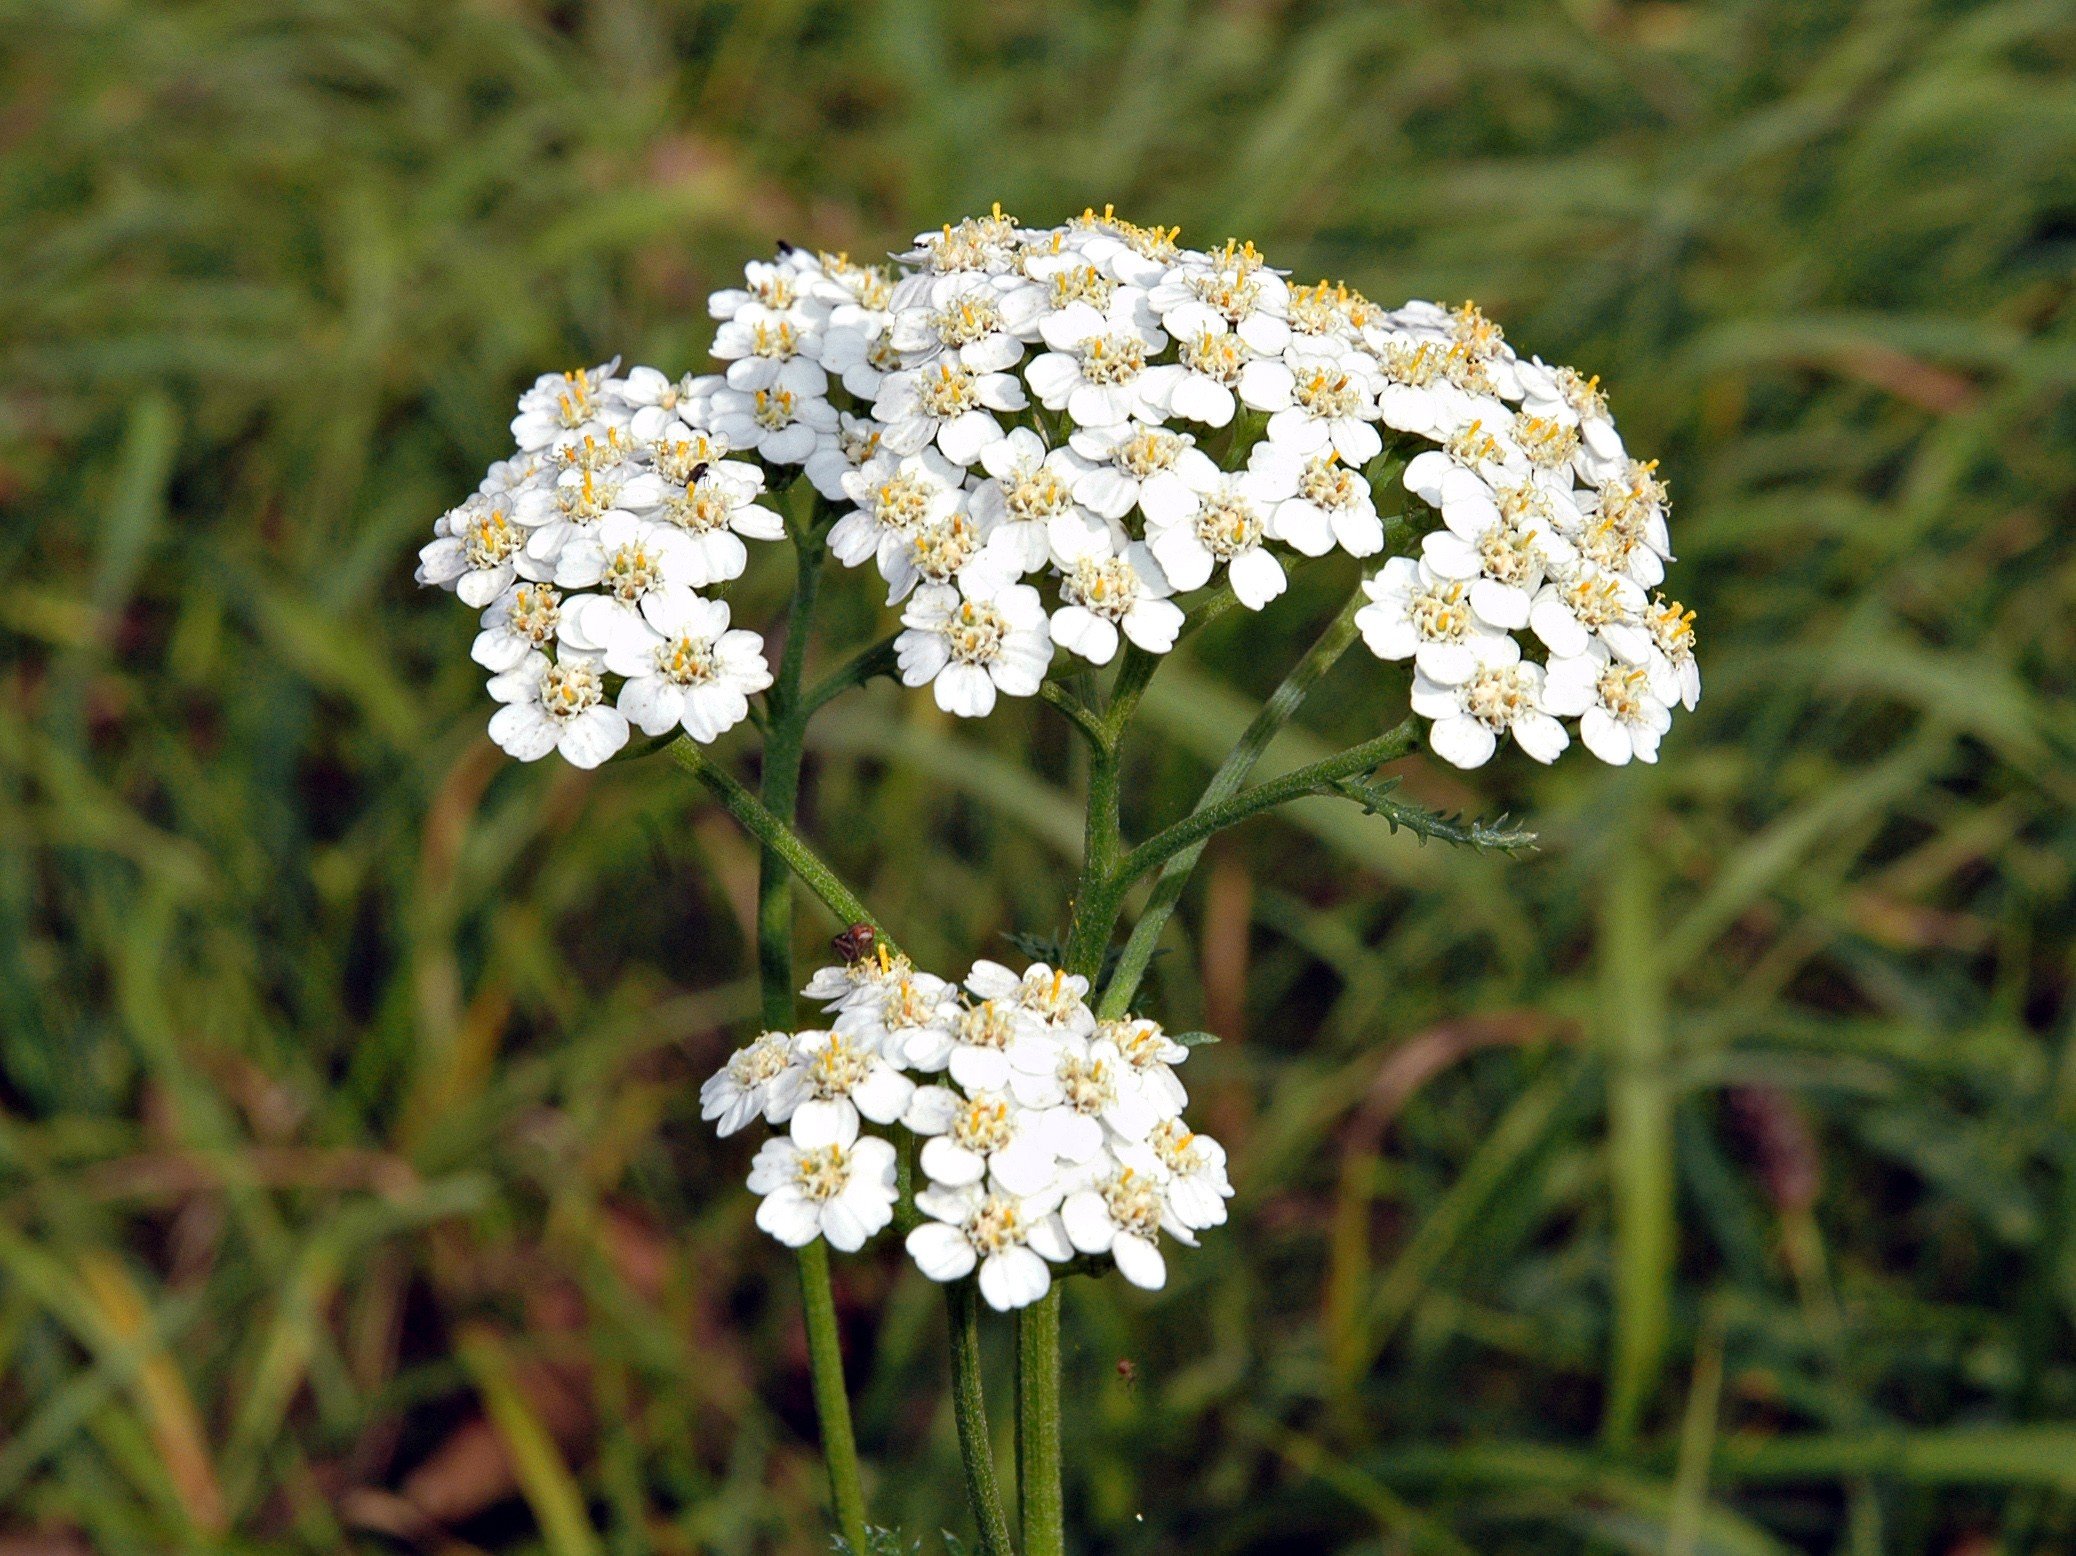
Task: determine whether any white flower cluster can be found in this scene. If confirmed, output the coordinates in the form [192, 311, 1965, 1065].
[701, 947, 1231, 1311]
[420, 203, 1698, 770]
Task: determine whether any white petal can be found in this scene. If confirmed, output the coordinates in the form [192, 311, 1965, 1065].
[906, 1222, 978, 1282]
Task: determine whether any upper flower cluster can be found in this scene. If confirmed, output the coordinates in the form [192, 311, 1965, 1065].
[418, 204, 1698, 770]
[701, 947, 1231, 1310]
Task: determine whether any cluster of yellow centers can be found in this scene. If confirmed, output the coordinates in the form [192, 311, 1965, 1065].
[878, 974, 941, 1033]
[805, 1033, 874, 1099]
[538, 658, 604, 719]
[870, 469, 940, 530]
[1148, 1118, 1206, 1176]
[727, 1031, 794, 1089]
[1002, 460, 1075, 523]
[1408, 576, 1475, 642]
[1449, 300, 1506, 358]
[750, 320, 802, 359]
[462, 505, 519, 568]
[1294, 365, 1365, 420]
[931, 295, 1002, 347]
[505, 583, 562, 646]
[793, 1143, 854, 1202]
[1595, 660, 1653, 721]
[1194, 488, 1265, 556]
[1103, 1019, 1174, 1073]
[1048, 264, 1114, 310]
[555, 429, 636, 471]
[1512, 413, 1582, 471]
[1648, 595, 1698, 662]
[1445, 419, 1506, 468]
[1298, 452, 1359, 512]
[916, 361, 981, 418]
[751, 388, 800, 429]
[955, 998, 1022, 1050]
[1077, 333, 1148, 385]
[653, 433, 728, 485]
[1066, 204, 1182, 263]
[661, 479, 736, 535]
[602, 541, 661, 602]
[943, 599, 1011, 665]
[1020, 967, 1086, 1026]
[1066, 555, 1142, 621]
[1112, 426, 1188, 479]
[655, 632, 718, 687]
[552, 368, 600, 430]
[1181, 328, 1248, 383]
[1057, 1052, 1118, 1117]
[1479, 512, 1545, 587]
[556, 468, 620, 523]
[817, 251, 894, 311]
[1099, 1168, 1164, 1238]
[906, 512, 982, 583]
[1464, 664, 1538, 731]
[1560, 569, 1637, 630]
[950, 1095, 1016, 1155]
[964, 1194, 1028, 1254]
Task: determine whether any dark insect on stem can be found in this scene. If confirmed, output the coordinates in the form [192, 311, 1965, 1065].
[832, 923, 877, 964]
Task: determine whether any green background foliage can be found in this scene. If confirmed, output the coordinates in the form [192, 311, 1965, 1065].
[3, 1, 2072, 1551]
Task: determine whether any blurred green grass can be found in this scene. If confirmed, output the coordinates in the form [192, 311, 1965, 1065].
[2, 1, 2072, 1552]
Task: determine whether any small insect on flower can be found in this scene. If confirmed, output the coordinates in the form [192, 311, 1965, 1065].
[832, 923, 877, 964]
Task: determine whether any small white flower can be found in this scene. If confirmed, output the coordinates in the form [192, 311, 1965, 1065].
[904, 996, 1060, 1094]
[1263, 352, 1383, 467]
[765, 1029, 917, 1149]
[418, 497, 544, 607]
[1644, 593, 1701, 712]
[1527, 561, 1652, 664]
[472, 581, 573, 672]
[1517, 358, 1624, 471]
[888, 273, 1040, 374]
[1138, 322, 1288, 428]
[747, 1117, 899, 1253]
[905, 1180, 1073, 1312]
[707, 384, 839, 465]
[817, 324, 906, 400]
[1411, 655, 1569, 769]
[895, 574, 1053, 718]
[906, 1086, 1059, 1196]
[510, 361, 622, 453]
[551, 513, 697, 648]
[1141, 1117, 1233, 1231]
[964, 960, 1097, 1040]
[1024, 305, 1166, 427]
[878, 508, 999, 605]
[1356, 556, 1515, 685]
[484, 649, 630, 769]
[1011, 1031, 1159, 1163]
[601, 592, 772, 742]
[709, 257, 814, 325]
[1543, 640, 1673, 765]
[1060, 1155, 1189, 1291]
[830, 448, 966, 569]
[801, 945, 919, 1013]
[1049, 545, 1183, 666]
[1246, 444, 1385, 559]
[804, 413, 888, 501]
[712, 314, 828, 399]
[873, 360, 1026, 466]
[627, 458, 784, 589]
[1102, 1017, 1191, 1123]
[610, 365, 705, 443]
[834, 967, 955, 1062]
[970, 428, 1103, 575]
[1067, 421, 1221, 529]
[700, 1030, 797, 1136]
[1145, 472, 1287, 610]
[1418, 478, 1578, 632]
[515, 462, 645, 571]
[1147, 241, 1291, 356]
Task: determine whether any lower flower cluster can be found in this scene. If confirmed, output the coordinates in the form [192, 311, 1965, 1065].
[701, 949, 1231, 1310]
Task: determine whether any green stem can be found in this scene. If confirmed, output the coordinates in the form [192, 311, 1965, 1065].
[949, 1282, 1017, 1556]
[669, 741, 898, 958]
[804, 632, 902, 718]
[1101, 719, 1419, 908]
[727, 485, 869, 1553]
[1016, 1286, 1063, 1556]
[796, 1239, 870, 1549]
[1096, 581, 1373, 1017]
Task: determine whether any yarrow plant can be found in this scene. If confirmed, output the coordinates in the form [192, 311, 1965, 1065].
[417, 203, 1698, 1554]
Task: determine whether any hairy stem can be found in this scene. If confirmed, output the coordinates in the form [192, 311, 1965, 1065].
[949, 1282, 1017, 1556]
[795, 1239, 869, 1548]
[1096, 581, 1370, 1018]
[1016, 1286, 1064, 1556]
